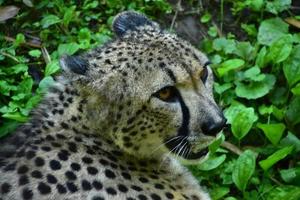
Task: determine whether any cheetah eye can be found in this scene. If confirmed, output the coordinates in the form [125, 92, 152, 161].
[153, 86, 177, 102]
[200, 62, 210, 83]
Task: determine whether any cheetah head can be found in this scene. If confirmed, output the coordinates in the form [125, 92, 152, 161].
[60, 11, 226, 162]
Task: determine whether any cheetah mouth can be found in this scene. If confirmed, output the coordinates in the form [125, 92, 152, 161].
[164, 137, 209, 160]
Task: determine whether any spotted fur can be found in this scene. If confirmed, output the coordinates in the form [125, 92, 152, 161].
[0, 11, 225, 200]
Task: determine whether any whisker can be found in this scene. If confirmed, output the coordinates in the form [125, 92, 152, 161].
[149, 136, 183, 157]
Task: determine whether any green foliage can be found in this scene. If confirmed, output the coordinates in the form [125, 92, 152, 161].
[193, 0, 300, 199]
[1, 0, 299, 199]
[0, 0, 171, 138]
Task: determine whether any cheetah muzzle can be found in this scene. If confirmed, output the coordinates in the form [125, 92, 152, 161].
[0, 11, 225, 200]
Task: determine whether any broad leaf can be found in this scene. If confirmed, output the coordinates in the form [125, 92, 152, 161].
[235, 74, 276, 99]
[41, 14, 61, 28]
[197, 154, 226, 171]
[232, 150, 256, 191]
[267, 35, 293, 63]
[257, 18, 289, 46]
[225, 102, 258, 140]
[257, 123, 286, 145]
[58, 42, 80, 56]
[283, 44, 300, 86]
[217, 59, 245, 77]
[259, 146, 294, 171]
[285, 97, 300, 126]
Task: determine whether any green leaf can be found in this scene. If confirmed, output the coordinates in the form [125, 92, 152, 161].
[210, 187, 230, 200]
[266, 0, 291, 14]
[259, 146, 294, 171]
[57, 42, 80, 56]
[243, 66, 265, 81]
[280, 132, 300, 152]
[208, 26, 218, 37]
[197, 154, 226, 171]
[214, 82, 233, 94]
[45, 60, 60, 76]
[200, 12, 211, 23]
[280, 167, 300, 184]
[283, 44, 300, 86]
[255, 47, 267, 68]
[0, 120, 19, 138]
[233, 41, 255, 61]
[285, 97, 300, 126]
[257, 18, 289, 46]
[266, 186, 300, 200]
[38, 76, 55, 93]
[13, 33, 25, 47]
[217, 59, 245, 77]
[41, 14, 61, 28]
[2, 112, 28, 122]
[291, 83, 300, 95]
[267, 35, 293, 63]
[209, 132, 225, 153]
[213, 38, 236, 54]
[241, 23, 257, 37]
[224, 102, 258, 140]
[28, 49, 41, 58]
[257, 123, 286, 145]
[63, 6, 76, 27]
[232, 150, 256, 191]
[235, 74, 276, 99]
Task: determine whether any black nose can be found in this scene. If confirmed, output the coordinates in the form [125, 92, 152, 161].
[202, 115, 226, 135]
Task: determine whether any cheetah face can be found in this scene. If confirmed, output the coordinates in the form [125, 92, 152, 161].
[60, 11, 225, 162]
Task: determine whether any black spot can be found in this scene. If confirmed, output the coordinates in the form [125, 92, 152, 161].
[66, 182, 78, 193]
[18, 165, 29, 174]
[92, 180, 103, 190]
[1, 182, 11, 194]
[46, 174, 57, 184]
[41, 146, 51, 152]
[82, 156, 93, 164]
[151, 193, 161, 200]
[65, 171, 77, 180]
[99, 158, 109, 166]
[131, 185, 143, 191]
[154, 183, 164, 189]
[31, 170, 43, 179]
[37, 182, 51, 194]
[25, 151, 36, 160]
[49, 160, 61, 170]
[139, 177, 149, 183]
[57, 151, 68, 161]
[22, 188, 33, 200]
[138, 194, 148, 200]
[56, 184, 67, 194]
[117, 184, 128, 193]
[34, 157, 45, 167]
[81, 180, 92, 190]
[105, 169, 116, 179]
[106, 187, 117, 195]
[122, 172, 131, 180]
[68, 142, 77, 153]
[19, 175, 29, 185]
[87, 166, 98, 175]
[70, 162, 81, 171]
[165, 192, 174, 199]
[61, 122, 69, 129]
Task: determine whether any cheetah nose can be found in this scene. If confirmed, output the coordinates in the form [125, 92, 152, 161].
[202, 114, 226, 136]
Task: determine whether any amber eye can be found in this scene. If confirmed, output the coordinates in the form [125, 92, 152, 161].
[153, 86, 177, 102]
[200, 62, 210, 83]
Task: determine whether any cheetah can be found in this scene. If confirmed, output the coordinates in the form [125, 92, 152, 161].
[0, 11, 226, 200]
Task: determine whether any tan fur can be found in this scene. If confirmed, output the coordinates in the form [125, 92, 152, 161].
[0, 11, 225, 200]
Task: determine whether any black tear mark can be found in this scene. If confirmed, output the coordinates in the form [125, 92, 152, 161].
[177, 91, 190, 136]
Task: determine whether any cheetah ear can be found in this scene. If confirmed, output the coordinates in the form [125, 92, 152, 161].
[59, 55, 88, 75]
[112, 11, 159, 37]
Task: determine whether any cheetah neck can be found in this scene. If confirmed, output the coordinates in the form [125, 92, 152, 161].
[30, 82, 114, 140]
